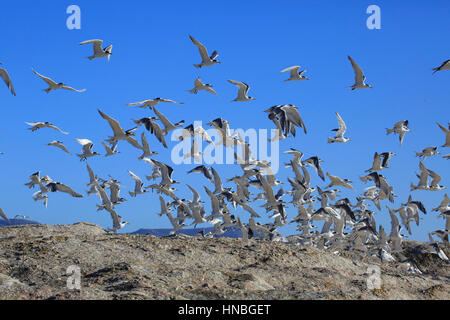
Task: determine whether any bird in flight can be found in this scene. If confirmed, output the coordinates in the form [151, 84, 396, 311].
[347, 56, 372, 90]
[26, 122, 69, 134]
[227, 80, 255, 102]
[79, 39, 112, 61]
[32, 69, 86, 93]
[280, 66, 309, 81]
[189, 77, 217, 95]
[126, 97, 184, 109]
[189, 35, 221, 68]
[328, 112, 351, 143]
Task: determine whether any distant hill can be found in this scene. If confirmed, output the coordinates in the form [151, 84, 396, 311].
[0, 219, 40, 227]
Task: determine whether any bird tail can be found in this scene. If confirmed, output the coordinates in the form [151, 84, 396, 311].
[193, 64, 202, 69]
[327, 137, 333, 144]
[129, 191, 136, 197]
[189, 89, 198, 94]
[415, 152, 423, 157]
[386, 128, 394, 135]
[410, 183, 417, 191]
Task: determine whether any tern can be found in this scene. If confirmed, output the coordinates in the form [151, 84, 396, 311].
[47, 140, 71, 154]
[386, 120, 411, 146]
[365, 152, 396, 172]
[101, 141, 119, 157]
[32, 69, 86, 93]
[347, 56, 372, 90]
[98, 109, 142, 150]
[415, 146, 440, 159]
[76, 138, 101, 161]
[128, 170, 148, 197]
[280, 66, 309, 81]
[152, 107, 185, 135]
[325, 172, 353, 189]
[138, 132, 158, 160]
[189, 77, 217, 95]
[26, 122, 68, 134]
[227, 80, 255, 102]
[132, 117, 168, 148]
[328, 112, 351, 143]
[177, 124, 213, 143]
[189, 35, 221, 68]
[0, 63, 15, 96]
[436, 122, 450, 147]
[187, 165, 213, 182]
[183, 138, 202, 163]
[432, 59, 450, 74]
[126, 98, 184, 109]
[79, 39, 112, 61]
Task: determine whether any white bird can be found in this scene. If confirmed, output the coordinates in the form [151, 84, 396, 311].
[76, 138, 101, 161]
[101, 141, 119, 157]
[325, 172, 353, 189]
[189, 35, 221, 68]
[26, 122, 68, 134]
[386, 120, 411, 146]
[183, 138, 202, 163]
[227, 80, 255, 102]
[79, 39, 112, 61]
[32, 69, 86, 93]
[189, 77, 217, 95]
[347, 56, 372, 90]
[138, 132, 158, 160]
[432, 59, 450, 74]
[328, 112, 351, 143]
[0, 63, 15, 96]
[415, 146, 440, 159]
[45, 181, 83, 198]
[152, 107, 185, 135]
[280, 65, 309, 81]
[126, 98, 184, 109]
[97, 109, 142, 150]
[47, 140, 71, 154]
[128, 170, 148, 197]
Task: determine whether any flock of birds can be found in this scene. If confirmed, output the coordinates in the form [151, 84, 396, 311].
[0, 35, 449, 266]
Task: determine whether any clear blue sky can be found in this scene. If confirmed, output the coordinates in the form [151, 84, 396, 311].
[0, 1, 448, 241]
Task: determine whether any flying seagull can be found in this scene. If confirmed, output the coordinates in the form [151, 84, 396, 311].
[47, 140, 71, 154]
[0, 63, 15, 96]
[328, 112, 351, 143]
[126, 98, 184, 109]
[32, 69, 86, 93]
[432, 60, 450, 74]
[26, 122, 68, 134]
[347, 56, 372, 90]
[79, 39, 112, 61]
[227, 80, 255, 102]
[280, 66, 309, 81]
[416, 146, 440, 159]
[189, 77, 217, 95]
[128, 170, 148, 197]
[189, 35, 221, 68]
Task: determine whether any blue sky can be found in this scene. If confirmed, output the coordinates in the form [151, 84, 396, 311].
[0, 1, 448, 241]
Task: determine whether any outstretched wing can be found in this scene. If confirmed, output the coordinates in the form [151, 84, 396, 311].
[61, 85, 86, 92]
[79, 39, 104, 55]
[33, 69, 57, 87]
[348, 56, 364, 85]
[0, 68, 15, 96]
[189, 35, 210, 62]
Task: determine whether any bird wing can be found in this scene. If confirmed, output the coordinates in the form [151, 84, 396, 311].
[79, 39, 103, 55]
[76, 138, 93, 146]
[61, 85, 86, 92]
[48, 124, 69, 134]
[159, 98, 183, 104]
[334, 112, 347, 137]
[189, 35, 210, 62]
[98, 109, 125, 137]
[280, 65, 300, 74]
[126, 100, 150, 107]
[348, 56, 364, 85]
[228, 79, 250, 100]
[126, 136, 143, 150]
[0, 208, 9, 221]
[33, 69, 57, 87]
[153, 107, 173, 129]
[428, 169, 442, 187]
[0, 68, 15, 96]
[56, 183, 83, 197]
[128, 170, 142, 185]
